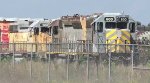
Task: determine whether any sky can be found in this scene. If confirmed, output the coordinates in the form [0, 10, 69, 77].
[0, 0, 150, 25]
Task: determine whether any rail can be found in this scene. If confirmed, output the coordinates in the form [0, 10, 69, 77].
[0, 42, 149, 55]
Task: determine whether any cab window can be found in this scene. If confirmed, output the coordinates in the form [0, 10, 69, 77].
[9, 25, 18, 33]
[97, 22, 103, 32]
[129, 22, 135, 33]
[117, 22, 127, 29]
[41, 27, 49, 33]
[105, 22, 116, 29]
[34, 27, 39, 35]
[92, 22, 96, 33]
[53, 26, 58, 35]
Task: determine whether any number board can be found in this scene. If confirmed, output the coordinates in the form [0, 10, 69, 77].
[104, 17, 115, 22]
[118, 17, 129, 22]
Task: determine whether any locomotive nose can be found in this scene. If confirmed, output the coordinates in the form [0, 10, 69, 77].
[106, 29, 130, 53]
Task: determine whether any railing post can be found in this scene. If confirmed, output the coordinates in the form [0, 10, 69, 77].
[108, 52, 111, 83]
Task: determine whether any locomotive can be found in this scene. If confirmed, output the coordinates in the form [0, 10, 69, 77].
[0, 18, 52, 57]
[92, 13, 137, 56]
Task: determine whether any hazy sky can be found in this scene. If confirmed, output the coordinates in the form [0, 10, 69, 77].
[0, 0, 149, 25]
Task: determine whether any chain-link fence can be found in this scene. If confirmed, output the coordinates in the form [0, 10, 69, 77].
[0, 42, 150, 83]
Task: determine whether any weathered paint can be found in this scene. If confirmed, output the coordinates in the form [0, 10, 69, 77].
[0, 22, 9, 51]
[27, 32, 52, 53]
[9, 32, 52, 54]
[80, 17, 87, 40]
[0, 23, 9, 43]
[9, 33, 28, 53]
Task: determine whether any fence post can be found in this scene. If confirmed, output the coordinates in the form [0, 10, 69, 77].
[87, 55, 89, 83]
[108, 52, 111, 83]
[96, 56, 99, 81]
[12, 42, 15, 68]
[48, 43, 51, 83]
[131, 45, 134, 83]
[30, 43, 33, 79]
[67, 42, 69, 82]
[66, 55, 69, 82]
[86, 41, 90, 83]
[131, 47, 134, 73]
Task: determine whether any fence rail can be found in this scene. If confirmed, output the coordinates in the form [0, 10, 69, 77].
[0, 42, 146, 54]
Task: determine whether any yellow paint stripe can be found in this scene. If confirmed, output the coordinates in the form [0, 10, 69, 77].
[116, 39, 130, 53]
[120, 37, 130, 44]
[122, 31, 130, 43]
[121, 35, 130, 43]
[118, 38, 124, 44]
[107, 32, 117, 39]
[106, 34, 117, 41]
[122, 30, 130, 37]
[106, 30, 116, 38]
[121, 35, 128, 40]
[111, 34, 117, 40]
[122, 33, 130, 41]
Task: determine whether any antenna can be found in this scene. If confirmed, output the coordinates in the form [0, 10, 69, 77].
[121, 11, 124, 15]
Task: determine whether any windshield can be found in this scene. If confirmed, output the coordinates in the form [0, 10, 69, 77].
[106, 22, 127, 29]
[105, 22, 116, 29]
[117, 22, 127, 29]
